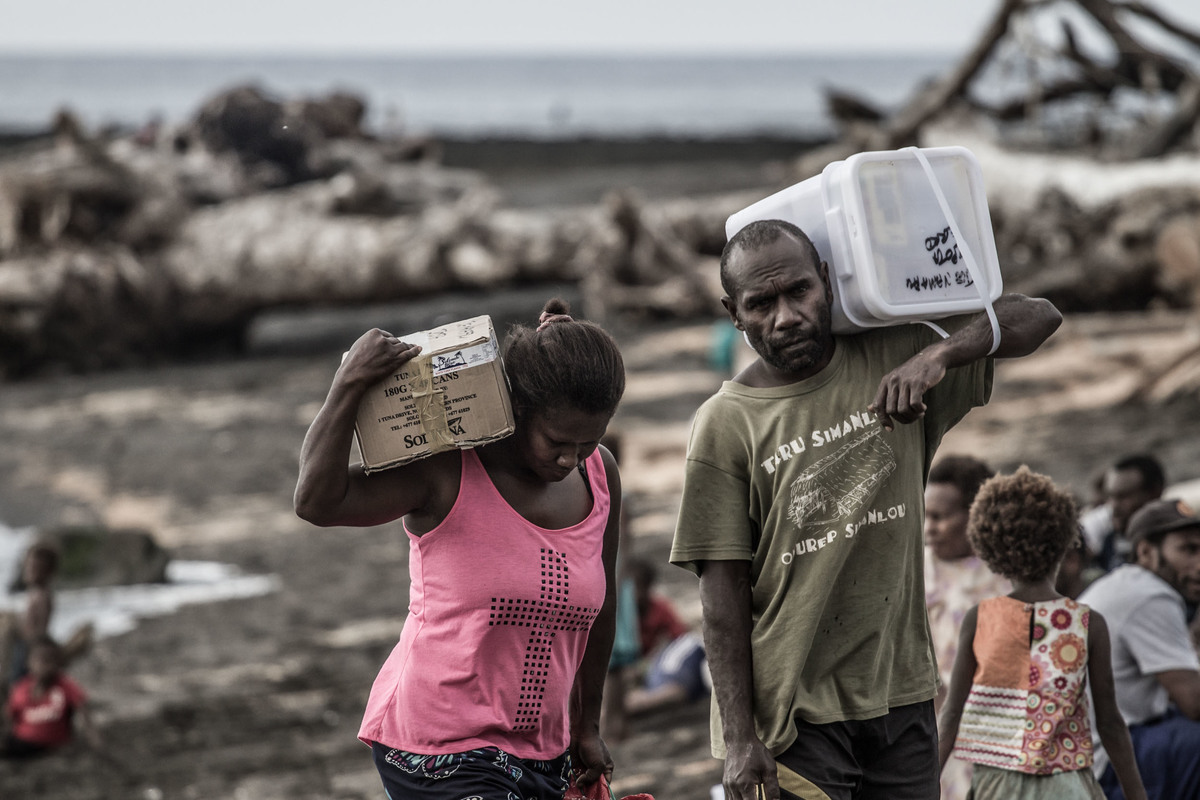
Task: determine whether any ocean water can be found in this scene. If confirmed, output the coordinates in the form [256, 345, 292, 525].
[0, 53, 953, 138]
[0, 523, 279, 642]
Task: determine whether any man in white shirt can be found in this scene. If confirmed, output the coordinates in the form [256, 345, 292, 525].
[1079, 498, 1200, 800]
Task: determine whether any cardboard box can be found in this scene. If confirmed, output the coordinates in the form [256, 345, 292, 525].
[354, 315, 515, 473]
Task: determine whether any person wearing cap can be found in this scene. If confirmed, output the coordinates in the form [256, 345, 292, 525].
[1078, 498, 1200, 800]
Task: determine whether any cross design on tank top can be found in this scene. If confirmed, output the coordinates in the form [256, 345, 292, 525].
[488, 547, 600, 731]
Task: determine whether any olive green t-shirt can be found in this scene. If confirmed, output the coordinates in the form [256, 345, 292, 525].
[670, 323, 992, 758]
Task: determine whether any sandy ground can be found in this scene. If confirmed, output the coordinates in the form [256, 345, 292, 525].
[1, 301, 1199, 799]
[1, 144, 1200, 798]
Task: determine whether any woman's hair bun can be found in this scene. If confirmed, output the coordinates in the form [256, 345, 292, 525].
[542, 298, 571, 317]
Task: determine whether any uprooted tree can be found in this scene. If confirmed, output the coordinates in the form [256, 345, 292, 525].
[812, 0, 1200, 172]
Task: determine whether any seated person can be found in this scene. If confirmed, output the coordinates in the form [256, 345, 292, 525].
[4, 541, 58, 688]
[1079, 499, 1200, 800]
[610, 557, 709, 726]
[1082, 454, 1166, 574]
[2, 636, 100, 759]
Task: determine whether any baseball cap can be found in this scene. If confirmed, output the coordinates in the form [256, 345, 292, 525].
[1127, 498, 1200, 545]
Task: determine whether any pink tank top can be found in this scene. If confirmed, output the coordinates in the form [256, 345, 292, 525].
[358, 447, 610, 759]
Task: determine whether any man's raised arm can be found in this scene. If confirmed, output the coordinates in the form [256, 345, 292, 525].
[871, 293, 1061, 429]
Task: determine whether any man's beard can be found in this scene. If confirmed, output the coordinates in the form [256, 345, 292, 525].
[750, 306, 832, 374]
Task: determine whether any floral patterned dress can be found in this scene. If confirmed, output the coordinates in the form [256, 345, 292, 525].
[952, 597, 1104, 799]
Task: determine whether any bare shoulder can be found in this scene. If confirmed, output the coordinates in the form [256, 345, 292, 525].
[1085, 606, 1111, 638]
[597, 444, 622, 495]
[597, 443, 619, 474]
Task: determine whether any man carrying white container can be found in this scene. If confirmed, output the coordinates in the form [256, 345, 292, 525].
[670, 218, 1062, 800]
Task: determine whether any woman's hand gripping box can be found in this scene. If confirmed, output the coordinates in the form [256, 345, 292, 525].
[353, 315, 515, 473]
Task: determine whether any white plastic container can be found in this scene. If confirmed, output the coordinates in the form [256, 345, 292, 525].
[725, 146, 1002, 334]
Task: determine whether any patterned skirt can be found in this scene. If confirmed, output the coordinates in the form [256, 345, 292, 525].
[370, 741, 571, 800]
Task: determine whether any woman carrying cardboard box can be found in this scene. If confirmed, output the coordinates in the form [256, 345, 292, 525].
[295, 298, 625, 800]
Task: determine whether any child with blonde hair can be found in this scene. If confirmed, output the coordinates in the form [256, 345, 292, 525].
[938, 466, 1146, 799]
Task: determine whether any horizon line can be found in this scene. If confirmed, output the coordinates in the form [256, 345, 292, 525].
[0, 46, 960, 61]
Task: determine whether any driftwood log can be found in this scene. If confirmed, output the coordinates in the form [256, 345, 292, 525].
[0, 85, 738, 376]
[991, 184, 1200, 311]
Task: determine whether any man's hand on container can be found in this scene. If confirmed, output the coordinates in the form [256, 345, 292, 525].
[869, 350, 946, 432]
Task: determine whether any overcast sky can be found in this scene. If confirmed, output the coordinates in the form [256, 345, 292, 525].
[3, 0, 1200, 56]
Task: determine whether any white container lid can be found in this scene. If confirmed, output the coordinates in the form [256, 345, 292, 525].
[726, 146, 1003, 338]
[822, 146, 1001, 326]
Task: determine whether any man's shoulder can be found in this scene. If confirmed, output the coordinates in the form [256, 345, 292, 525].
[835, 325, 944, 377]
[839, 322, 930, 349]
[1080, 565, 1180, 615]
[695, 382, 769, 416]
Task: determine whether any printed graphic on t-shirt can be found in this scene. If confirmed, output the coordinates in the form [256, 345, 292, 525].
[487, 548, 600, 732]
[21, 686, 70, 725]
[758, 408, 903, 565]
[788, 425, 896, 527]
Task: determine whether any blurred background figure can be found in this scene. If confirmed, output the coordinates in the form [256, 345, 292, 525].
[1081, 454, 1166, 574]
[1, 636, 101, 759]
[923, 454, 1011, 800]
[604, 556, 709, 741]
[0, 541, 93, 695]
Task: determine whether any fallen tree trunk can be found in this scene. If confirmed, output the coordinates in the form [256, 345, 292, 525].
[0, 162, 750, 376]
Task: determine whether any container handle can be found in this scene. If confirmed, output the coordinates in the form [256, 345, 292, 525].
[919, 319, 950, 339]
[904, 146, 1001, 356]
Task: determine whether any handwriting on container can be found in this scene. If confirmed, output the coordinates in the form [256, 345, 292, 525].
[924, 227, 953, 251]
[923, 226, 963, 266]
[905, 270, 975, 292]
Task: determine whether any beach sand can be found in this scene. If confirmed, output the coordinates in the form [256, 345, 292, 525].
[1, 143, 1198, 800]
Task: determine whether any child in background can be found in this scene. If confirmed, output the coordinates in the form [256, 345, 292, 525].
[602, 556, 709, 741]
[6, 541, 59, 687]
[1, 540, 93, 695]
[624, 557, 708, 716]
[938, 467, 1146, 800]
[924, 455, 1012, 800]
[1, 636, 100, 758]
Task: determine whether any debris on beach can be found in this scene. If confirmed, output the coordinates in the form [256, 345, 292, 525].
[0, 84, 732, 377]
[2, 0, 1200, 388]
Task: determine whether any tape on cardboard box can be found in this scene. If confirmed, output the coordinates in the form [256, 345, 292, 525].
[352, 315, 515, 473]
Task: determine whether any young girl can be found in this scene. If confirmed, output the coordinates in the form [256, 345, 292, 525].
[295, 299, 625, 799]
[938, 467, 1147, 800]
